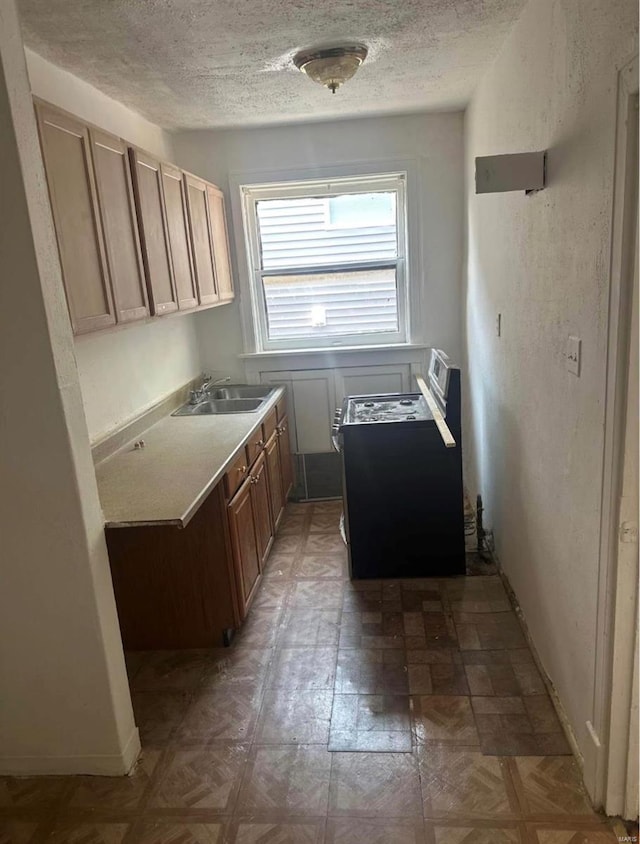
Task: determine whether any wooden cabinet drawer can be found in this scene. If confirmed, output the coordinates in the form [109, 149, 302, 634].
[262, 408, 278, 442]
[224, 450, 249, 499]
[245, 428, 266, 467]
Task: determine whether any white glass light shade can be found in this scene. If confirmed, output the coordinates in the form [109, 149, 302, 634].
[294, 45, 368, 93]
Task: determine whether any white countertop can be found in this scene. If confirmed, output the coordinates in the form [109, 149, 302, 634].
[95, 387, 285, 529]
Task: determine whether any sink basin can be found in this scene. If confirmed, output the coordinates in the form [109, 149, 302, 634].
[208, 385, 273, 400]
[173, 398, 265, 416]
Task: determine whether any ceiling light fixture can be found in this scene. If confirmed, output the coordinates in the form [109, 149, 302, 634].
[294, 44, 368, 93]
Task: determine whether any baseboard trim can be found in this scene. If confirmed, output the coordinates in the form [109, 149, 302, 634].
[496, 561, 585, 770]
[0, 727, 141, 777]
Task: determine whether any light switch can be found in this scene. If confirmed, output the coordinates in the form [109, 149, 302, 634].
[567, 336, 581, 376]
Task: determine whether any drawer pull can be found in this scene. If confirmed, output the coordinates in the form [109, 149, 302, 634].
[255, 439, 265, 448]
[249, 474, 259, 485]
[237, 465, 247, 473]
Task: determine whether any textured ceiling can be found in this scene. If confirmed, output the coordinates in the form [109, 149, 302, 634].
[17, 0, 526, 129]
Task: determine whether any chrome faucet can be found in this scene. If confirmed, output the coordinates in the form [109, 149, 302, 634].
[188, 374, 231, 404]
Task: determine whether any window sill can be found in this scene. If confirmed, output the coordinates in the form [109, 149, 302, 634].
[239, 343, 428, 359]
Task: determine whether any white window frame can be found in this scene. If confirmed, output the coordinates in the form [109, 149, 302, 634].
[240, 172, 408, 352]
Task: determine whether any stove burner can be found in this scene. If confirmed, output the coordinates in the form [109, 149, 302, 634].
[344, 394, 433, 425]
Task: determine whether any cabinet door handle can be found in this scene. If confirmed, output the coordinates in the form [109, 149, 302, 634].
[255, 439, 265, 448]
[238, 465, 247, 473]
[249, 474, 259, 485]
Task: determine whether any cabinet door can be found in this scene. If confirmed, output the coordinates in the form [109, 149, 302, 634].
[227, 476, 261, 618]
[206, 184, 234, 302]
[89, 129, 149, 323]
[184, 174, 219, 306]
[265, 432, 285, 530]
[35, 103, 115, 334]
[250, 452, 273, 567]
[161, 163, 198, 310]
[277, 414, 294, 501]
[129, 148, 179, 315]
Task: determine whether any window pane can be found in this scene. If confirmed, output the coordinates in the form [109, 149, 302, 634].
[263, 268, 399, 340]
[256, 192, 397, 271]
[328, 192, 395, 228]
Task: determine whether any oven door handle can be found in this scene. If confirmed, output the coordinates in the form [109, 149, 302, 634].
[415, 375, 456, 448]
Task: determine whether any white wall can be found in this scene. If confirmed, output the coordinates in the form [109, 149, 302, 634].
[173, 112, 465, 370]
[25, 49, 202, 443]
[463, 0, 637, 774]
[0, 0, 138, 774]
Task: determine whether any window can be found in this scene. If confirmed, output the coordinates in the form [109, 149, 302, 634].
[241, 173, 407, 351]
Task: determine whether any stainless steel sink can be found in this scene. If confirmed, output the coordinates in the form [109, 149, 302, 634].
[208, 385, 273, 400]
[173, 398, 265, 416]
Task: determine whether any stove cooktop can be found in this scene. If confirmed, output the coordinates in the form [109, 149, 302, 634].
[344, 393, 433, 424]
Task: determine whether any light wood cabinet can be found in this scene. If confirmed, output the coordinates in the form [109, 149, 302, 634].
[36, 100, 236, 333]
[206, 184, 234, 302]
[184, 174, 219, 306]
[129, 148, 179, 316]
[161, 162, 198, 311]
[89, 129, 149, 324]
[227, 474, 261, 617]
[35, 103, 116, 334]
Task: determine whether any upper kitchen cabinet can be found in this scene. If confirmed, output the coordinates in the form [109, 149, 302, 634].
[35, 102, 116, 334]
[35, 99, 236, 333]
[128, 148, 179, 316]
[206, 184, 235, 303]
[88, 129, 150, 324]
[184, 174, 219, 306]
[161, 163, 198, 311]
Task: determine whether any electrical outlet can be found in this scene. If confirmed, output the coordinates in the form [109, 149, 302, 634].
[496, 313, 502, 337]
[567, 336, 581, 376]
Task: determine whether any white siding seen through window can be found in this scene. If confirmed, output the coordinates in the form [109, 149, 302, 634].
[242, 174, 407, 350]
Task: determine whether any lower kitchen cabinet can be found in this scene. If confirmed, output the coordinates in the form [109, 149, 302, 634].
[227, 474, 262, 618]
[105, 396, 294, 649]
[278, 414, 294, 500]
[106, 483, 240, 650]
[250, 451, 273, 567]
[265, 431, 285, 530]
[226, 449, 274, 620]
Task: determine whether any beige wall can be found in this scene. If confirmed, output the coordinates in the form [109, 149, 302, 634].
[172, 112, 465, 372]
[0, 1, 138, 774]
[25, 49, 202, 443]
[463, 0, 637, 776]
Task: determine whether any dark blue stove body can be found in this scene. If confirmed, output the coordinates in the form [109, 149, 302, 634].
[334, 350, 465, 579]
